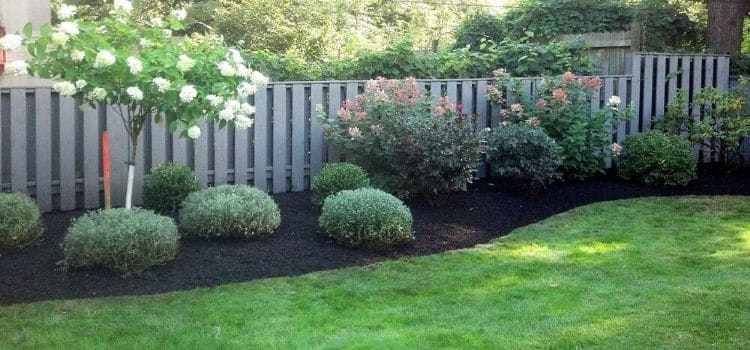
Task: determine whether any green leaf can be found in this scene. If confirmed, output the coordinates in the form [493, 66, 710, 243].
[22, 23, 33, 39]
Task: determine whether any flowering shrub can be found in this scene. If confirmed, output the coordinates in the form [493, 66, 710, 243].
[655, 80, 750, 164]
[142, 162, 200, 216]
[311, 163, 371, 207]
[2, 1, 268, 207]
[0, 193, 44, 253]
[485, 123, 562, 197]
[319, 188, 414, 250]
[488, 70, 630, 179]
[617, 131, 696, 187]
[321, 77, 486, 205]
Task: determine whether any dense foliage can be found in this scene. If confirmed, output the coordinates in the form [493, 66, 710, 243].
[0, 193, 43, 253]
[312, 163, 371, 207]
[319, 188, 414, 249]
[617, 131, 697, 186]
[322, 78, 486, 205]
[655, 81, 750, 164]
[178, 185, 281, 240]
[143, 162, 200, 215]
[485, 123, 562, 196]
[61, 208, 179, 274]
[489, 70, 630, 179]
[247, 38, 594, 81]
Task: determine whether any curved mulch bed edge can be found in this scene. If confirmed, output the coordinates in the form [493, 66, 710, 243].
[1, 168, 749, 305]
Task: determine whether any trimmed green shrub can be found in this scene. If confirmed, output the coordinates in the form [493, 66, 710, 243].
[319, 188, 414, 249]
[62, 208, 179, 274]
[486, 123, 562, 195]
[143, 162, 200, 215]
[312, 163, 370, 207]
[0, 192, 43, 253]
[179, 185, 281, 240]
[617, 131, 697, 187]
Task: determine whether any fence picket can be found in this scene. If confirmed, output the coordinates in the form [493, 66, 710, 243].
[309, 84, 324, 179]
[327, 83, 341, 163]
[642, 55, 654, 130]
[253, 87, 269, 190]
[215, 122, 229, 186]
[617, 77, 628, 143]
[668, 55, 679, 102]
[692, 56, 703, 158]
[10, 90, 27, 193]
[704, 57, 715, 163]
[629, 54, 642, 135]
[655, 55, 667, 119]
[193, 120, 209, 187]
[150, 115, 167, 168]
[272, 85, 288, 193]
[59, 97, 77, 210]
[291, 84, 306, 191]
[34, 88, 52, 212]
[82, 106, 99, 208]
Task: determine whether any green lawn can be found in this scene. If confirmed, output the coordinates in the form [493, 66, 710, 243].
[2, 196, 750, 349]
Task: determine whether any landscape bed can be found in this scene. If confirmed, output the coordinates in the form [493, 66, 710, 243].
[1, 166, 749, 305]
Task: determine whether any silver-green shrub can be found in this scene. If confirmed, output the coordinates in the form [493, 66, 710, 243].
[312, 162, 370, 207]
[178, 185, 281, 240]
[319, 188, 414, 249]
[62, 208, 179, 274]
[0, 192, 43, 253]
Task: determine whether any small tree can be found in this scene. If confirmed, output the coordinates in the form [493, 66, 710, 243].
[1, 1, 268, 208]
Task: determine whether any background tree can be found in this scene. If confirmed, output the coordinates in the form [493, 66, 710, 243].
[705, 0, 750, 54]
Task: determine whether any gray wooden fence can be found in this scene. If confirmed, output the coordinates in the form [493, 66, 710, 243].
[0, 53, 733, 212]
[561, 26, 640, 75]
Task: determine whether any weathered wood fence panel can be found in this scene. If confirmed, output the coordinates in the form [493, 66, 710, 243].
[0, 53, 734, 212]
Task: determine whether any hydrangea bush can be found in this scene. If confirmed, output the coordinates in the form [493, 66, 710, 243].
[321, 77, 486, 205]
[488, 70, 631, 179]
[1, 1, 268, 207]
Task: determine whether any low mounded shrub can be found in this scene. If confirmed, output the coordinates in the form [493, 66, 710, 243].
[319, 188, 414, 249]
[485, 123, 562, 195]
[62, 208, 179, 274]
[312, 162, 370, 207]
[179, 185, 281, 239]
[143, 162, 200, 215]
[0, 192, 43, 253]
[617, 131, 697, 187]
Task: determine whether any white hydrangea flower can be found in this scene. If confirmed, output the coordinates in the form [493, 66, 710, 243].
[176, 54, 195, 72]
[1, 34, 23, 51]
[250, 71, 269, 87]
[236, 64, 252, 78]
[237, 82, 257, 97]
[75, 79, 87, 89]
[126, 86, 144, 101]
[206, 94, 224, 106]
[217, 61, 235, 77]
[218, 109, 235, 121]
[240, 103, 255, 115]
[235, 115, 254, 129]
[126, 56, 143, 74]
[70, 50, 85, 61]
[57, 5, 77, 20]
[172, 8, 188, 21]
[5, 60, 29, 75]
[53, 81, 77, 97]
[149, 17, 164, 28]
[89, 87, 107, 101]
[179, 85, 198, 103]
[139, 38, 151, 47]
[113, 0, 133, 14]
[224, 100, 241, 113]
[163, 29, 172, 37]
[93, 50, 116, 68]
[608, 95, 621, 107]
[58, 22, 79, 36]
[187, 126, 201, 139]
[228, 49, 244, 65]
[152, 77, 171, 93]
[51, 32, 70, 46]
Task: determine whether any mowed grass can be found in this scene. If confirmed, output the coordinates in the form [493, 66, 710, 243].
[2, 196, 750, 349]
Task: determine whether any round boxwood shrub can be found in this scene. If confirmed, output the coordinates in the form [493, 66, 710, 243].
[617, 131, 697, 186]
[319, 188, 414, 249]
[312, 162, 371, 207]
[0, 192, 43, 253]
[485, 123, 563, 195]
[179, 185, 281, 240]
[62, 208, 179, 274]
[143, 162, 200, 215]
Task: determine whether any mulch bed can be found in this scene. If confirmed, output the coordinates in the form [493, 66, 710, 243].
[2, 166, 749, 305]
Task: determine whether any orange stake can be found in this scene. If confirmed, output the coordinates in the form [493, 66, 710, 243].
[102, 131, 112, 209]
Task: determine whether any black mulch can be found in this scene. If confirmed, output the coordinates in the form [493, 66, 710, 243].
[2, 166, 749, 305]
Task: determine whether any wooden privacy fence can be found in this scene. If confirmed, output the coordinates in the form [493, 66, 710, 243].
[0, 53, 732, 212]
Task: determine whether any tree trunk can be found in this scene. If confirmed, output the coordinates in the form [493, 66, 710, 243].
[124, 132, 139, 209]
[706, 0, 749, 54]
